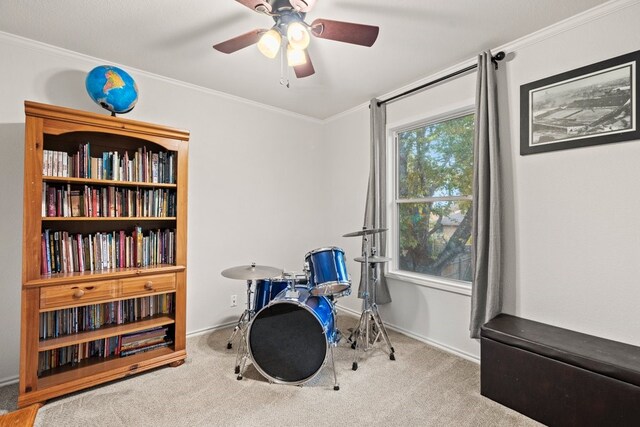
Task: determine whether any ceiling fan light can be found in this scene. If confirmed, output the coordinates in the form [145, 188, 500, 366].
[287, 22, 310, 50]
[257, 29, 281, 59]
[287, 46, 307, 67]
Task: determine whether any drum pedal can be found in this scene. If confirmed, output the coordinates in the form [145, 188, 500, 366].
[346, 327, 355, 343]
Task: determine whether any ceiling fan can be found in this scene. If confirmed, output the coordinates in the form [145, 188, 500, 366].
[213, 0, 380, 79]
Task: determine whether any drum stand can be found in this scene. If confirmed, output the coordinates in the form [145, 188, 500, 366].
[329, 341, 340, 391]
[226, 280, 253, 377]
[351, 237, 396, 371]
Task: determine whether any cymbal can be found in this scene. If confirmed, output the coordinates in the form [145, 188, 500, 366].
[221, 264, 283, 280]
[342, 227, 388, 237]
[354, 256, 392, 263]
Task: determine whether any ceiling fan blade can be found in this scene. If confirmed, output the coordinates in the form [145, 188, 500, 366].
[235, 0, 272, 13]
[289, 0, 317, 13]
[294, 51, 315, 78]
[311, 19, 379, 47]
[213, 29, 265, 54]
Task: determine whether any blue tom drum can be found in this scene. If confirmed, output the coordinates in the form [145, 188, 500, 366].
[305, 247, 351, 297]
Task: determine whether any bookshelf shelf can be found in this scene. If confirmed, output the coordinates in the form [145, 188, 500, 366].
[19, 101, 189, 408]
[38, 346, 178, 388]
[39, 314, 176, 351]
[26, 264, 185, 288]
[41, 217, 177, 221]
[18, 347, 185, 407]
[43, 176, 177, 189]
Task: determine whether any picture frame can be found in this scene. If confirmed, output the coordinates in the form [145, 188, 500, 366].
[520, 49, 639, 155]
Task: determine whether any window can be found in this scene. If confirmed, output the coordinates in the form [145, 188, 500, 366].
[391, 111, 474, 283]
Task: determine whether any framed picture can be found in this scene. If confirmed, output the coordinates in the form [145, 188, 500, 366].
[520, 50, 639, 155]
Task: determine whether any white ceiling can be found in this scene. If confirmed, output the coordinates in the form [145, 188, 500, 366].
[0, 0, 609, 119]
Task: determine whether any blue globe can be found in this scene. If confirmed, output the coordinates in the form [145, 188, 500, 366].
[85, 65, 138, 114]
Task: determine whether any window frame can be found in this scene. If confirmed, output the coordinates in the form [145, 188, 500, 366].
[386, 105, 475, 296]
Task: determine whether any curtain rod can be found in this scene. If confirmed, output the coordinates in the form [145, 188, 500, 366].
[377, 51, 506, 106]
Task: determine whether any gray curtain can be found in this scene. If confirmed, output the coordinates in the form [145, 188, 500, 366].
[357, 98, 392, 304]
[470, 51, 502, 338]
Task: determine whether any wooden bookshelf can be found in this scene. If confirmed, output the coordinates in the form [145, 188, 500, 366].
[19, 101, 189, 408]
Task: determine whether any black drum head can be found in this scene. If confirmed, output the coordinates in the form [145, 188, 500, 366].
[249, 302, 327, 383]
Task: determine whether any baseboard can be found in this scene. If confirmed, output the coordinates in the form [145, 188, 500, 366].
[186, 321, 237, 338]
[0, 375, 18, 388]
[336, 305, 480, 364]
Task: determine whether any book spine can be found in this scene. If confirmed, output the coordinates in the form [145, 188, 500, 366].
[120, 341, 172, 357]
[62, 152, 68, 177]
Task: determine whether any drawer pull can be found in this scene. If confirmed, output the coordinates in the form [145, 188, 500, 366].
[73, 288, 85, 298]
[144, 281, 154, 290]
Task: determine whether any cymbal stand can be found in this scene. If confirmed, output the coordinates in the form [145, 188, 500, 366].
[352, 235, 396, 371]
[226, 280, 253, 377]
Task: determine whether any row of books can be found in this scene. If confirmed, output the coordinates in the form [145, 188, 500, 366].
[41, 227, 176, 275]
[39, 294, 175, 340]
[43, 143, 176, 184]
[119, 326, 171, 356]
[38, 338, 118, 375]
[42, 183, 177, 218]
[38, 328, 173, 374]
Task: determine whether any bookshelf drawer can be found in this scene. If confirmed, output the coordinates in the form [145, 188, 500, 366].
[40, 280, 118, 310]
[119, 273, 176, 297]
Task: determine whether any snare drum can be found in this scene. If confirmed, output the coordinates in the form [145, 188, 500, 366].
[253, 278, 289, 313]
[248, 286, 336, 384]
[305, 247, 351, 297]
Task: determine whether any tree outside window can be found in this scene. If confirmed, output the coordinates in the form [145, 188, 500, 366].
[395, 113, 474, 282]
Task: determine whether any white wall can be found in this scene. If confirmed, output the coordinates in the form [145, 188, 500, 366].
[0, 33, 326, 384]
[326, 0, 640, 360]
[2, 0, 640, 384]
[503, 1, 640, 345]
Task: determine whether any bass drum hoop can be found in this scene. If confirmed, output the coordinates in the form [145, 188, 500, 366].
[247, 296, 330, 385]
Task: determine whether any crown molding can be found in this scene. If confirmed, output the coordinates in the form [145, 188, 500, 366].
[324, 0, 640, 123]
[493, 0, 640, 54]
[0, 30, 323, 125]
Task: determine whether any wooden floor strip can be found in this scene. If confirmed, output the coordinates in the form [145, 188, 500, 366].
[0, 403, 42, 427]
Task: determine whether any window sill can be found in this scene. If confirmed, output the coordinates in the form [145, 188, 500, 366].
[385, 271, 472, 297]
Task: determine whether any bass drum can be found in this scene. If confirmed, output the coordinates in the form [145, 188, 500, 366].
[248, 286, 335, 384]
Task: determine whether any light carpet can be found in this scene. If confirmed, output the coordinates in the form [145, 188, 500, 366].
[0, 316, 540, 426]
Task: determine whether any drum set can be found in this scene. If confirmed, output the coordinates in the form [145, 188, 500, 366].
[220, 227, 396, 391]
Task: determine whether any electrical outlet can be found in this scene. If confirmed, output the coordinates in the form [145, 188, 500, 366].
[230, 294, 237, 307]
